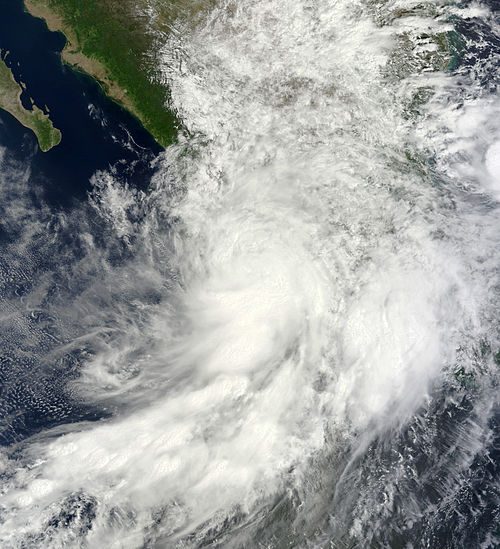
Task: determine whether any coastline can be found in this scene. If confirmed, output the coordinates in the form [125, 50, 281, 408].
[0, 51, 61, 152]
[23, 0, 138, 120]
[23, 0, 179, 148]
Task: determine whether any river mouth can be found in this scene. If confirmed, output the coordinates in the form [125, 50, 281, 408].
[0, 1, 499, 548]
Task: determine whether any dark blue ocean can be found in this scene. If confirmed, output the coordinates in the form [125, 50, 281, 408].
[0, 0, 162, 208]
[0, 0, 164, 443]
[0, 1, 498, 548]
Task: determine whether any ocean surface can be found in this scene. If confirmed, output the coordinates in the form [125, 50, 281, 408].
[0, 1, 499, 548]
[0, 0, 161, 207]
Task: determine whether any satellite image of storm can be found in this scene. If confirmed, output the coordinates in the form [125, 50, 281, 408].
[0, 0, 498, 547]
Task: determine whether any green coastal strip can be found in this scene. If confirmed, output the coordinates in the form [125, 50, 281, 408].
[24, 0, 180, 148]
[0, 52, 61, 152]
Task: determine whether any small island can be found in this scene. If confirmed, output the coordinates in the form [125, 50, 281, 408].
[0, 51, 62, 152]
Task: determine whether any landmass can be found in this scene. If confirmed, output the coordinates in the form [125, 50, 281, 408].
[0, 51, 61, 152]
[18, 1, 459, 150]
[23, 0, 188, 148]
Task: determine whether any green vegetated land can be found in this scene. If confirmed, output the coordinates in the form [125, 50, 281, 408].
[23, 0, 190, 148]
[23, 0, 462, 149]
[0, 51, 61, 152]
